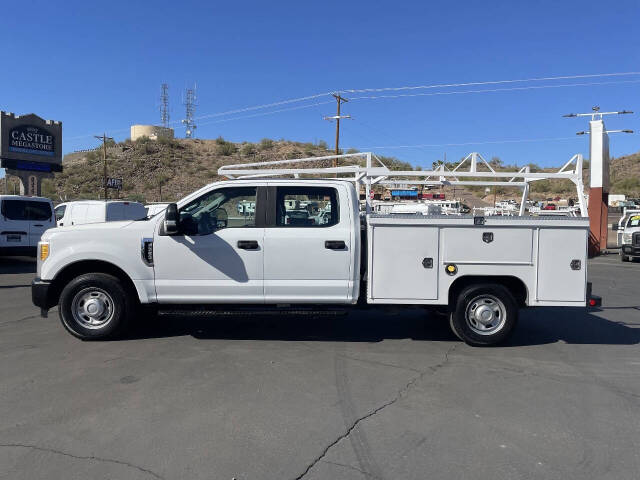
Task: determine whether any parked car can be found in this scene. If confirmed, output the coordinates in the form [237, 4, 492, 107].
[543, 203, 556, 210]
[33, 179, 600, 346]
[0, 195, 54, 256]
[55, 200, 146, 227]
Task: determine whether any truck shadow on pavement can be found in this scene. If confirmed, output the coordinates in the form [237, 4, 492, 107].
[124, 307, 640, 347]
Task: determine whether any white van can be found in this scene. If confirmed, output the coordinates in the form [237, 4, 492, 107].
[55, 200, 146, 227]
[0, 195, 54, 256]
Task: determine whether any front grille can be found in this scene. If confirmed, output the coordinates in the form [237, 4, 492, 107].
[634, 232, 640, 246]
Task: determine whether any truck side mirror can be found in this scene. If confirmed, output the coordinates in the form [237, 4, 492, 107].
[611, 224, 619, 231]
[164, 203, 180, 235]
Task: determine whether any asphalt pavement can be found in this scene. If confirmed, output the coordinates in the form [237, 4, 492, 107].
[0, 254, 638, 480]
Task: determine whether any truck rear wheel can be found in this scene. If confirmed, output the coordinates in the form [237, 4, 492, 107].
[58, 273, 133, 340]
[449, 284, 518, 346]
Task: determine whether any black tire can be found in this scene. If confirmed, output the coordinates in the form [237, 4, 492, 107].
[449, 283, 518, 346]
[58, 273, 134, 340]
[620, 253, 629, 262]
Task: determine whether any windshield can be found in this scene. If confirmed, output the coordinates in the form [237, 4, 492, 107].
[626, 215, 640, 228]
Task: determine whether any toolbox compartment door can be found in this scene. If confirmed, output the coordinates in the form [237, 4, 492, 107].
[442, 227, 533, 264]
[370, 225, 439, 300]
[537, 228, 587, 302]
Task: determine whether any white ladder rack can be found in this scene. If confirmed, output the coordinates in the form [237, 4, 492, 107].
[218, 151, 587, 216]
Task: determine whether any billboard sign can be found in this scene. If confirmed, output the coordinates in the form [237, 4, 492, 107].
[0, 112, 62, 172]
[9, 124, 55, 156]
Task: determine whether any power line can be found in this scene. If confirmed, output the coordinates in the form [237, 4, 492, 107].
[175, 71, 640, 124]
[342, 71, 640, 94]
[349, 79, 640, 100]
[61, 72, 640, 143]
[196, 101, 334, 127]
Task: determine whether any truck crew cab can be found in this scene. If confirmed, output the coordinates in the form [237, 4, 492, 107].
[32, 174, 600, 346]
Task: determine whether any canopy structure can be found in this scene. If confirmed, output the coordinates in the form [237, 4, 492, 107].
[218, 151, 587, 217]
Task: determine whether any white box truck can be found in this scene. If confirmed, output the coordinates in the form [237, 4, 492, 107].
[32, 178, 600, 346]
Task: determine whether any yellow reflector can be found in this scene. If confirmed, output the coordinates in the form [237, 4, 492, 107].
[445, 264, 458, 275]
[40, 243, 49, 261]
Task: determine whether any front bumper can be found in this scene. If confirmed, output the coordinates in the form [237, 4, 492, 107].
[32, 278, 55, 314]
[622, 245, 640, 256]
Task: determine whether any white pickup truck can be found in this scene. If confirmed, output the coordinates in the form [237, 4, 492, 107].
[613, 209, 640, 262]
[32, 179, 600, 346]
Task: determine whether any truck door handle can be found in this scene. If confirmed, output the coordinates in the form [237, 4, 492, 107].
[325, 240, 346, 250]
[33, 224, 43, 227]
[237, 240, 259, 250]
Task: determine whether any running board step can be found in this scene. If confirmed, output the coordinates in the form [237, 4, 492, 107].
[157, 308, 348, 317]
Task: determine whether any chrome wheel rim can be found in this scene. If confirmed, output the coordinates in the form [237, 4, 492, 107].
[71, 288, 114, 329]
[465, 294, 506, 335]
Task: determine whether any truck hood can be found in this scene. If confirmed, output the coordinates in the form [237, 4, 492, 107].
[623, 226, 640, 235]
[41, 220, 143, 241]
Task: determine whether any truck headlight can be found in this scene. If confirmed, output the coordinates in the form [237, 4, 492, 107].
[622, 233, 632, 244]
[39, 242, 50, 261]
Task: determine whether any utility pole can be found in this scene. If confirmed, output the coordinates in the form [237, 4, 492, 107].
[323, 93, 351, 169]
[94, 133, 113, 201]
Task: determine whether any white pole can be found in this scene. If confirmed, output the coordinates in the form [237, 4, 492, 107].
[365, 152, 372, 214]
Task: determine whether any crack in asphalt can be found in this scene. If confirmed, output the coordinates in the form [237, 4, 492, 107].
[0, 443, 165, 480]
[292, 344, 458, 480]
[0, 313, 41, 327]
[338, 354, 423, 374]
[322, 460, 385, 480]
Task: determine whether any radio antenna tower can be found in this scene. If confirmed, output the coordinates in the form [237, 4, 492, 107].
[182, 85, 197, 138]
[160, 83, 170, 128]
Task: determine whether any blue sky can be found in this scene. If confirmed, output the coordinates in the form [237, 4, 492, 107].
[1, 0, 639, 175]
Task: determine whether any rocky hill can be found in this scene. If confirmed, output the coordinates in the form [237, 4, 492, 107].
[38, 137, 410, 203]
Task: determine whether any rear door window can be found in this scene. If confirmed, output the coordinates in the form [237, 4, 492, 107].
[26, 201, 52, 221]
[1, 200, 28, 220]
[275, 187, 339, 227]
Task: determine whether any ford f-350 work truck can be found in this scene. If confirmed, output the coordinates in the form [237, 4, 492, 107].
[32, 175, 599, 346]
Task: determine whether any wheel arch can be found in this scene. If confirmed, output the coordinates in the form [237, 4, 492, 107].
[48, 260, 141, 308]
[448, 275, 528, 309]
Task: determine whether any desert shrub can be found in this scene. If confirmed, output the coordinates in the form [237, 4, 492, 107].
[259, 138, 274, 150]
[217, 142, 237, 156]
[240, 143, 255, 155]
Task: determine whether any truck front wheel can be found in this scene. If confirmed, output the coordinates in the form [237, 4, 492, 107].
[58, 273, 133, 340]
[449, 284, 518, 346]
[620, 253, 630, 262]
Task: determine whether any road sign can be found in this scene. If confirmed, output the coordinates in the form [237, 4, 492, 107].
[105, 177, 122, 190]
